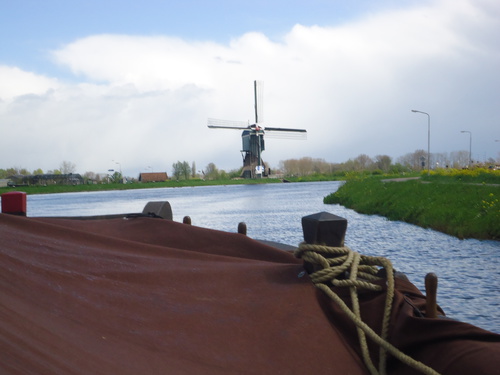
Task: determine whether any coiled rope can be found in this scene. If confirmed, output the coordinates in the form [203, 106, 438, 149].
[294, 243, 440, 375]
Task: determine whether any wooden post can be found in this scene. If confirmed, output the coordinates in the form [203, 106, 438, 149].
[425, 272, 438, 318]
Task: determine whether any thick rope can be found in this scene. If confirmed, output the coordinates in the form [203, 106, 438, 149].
[295, 244, 440, 375]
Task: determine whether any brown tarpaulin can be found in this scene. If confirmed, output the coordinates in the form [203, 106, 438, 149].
[0, 213, 499, 374]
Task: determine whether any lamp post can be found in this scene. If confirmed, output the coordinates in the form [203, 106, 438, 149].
[112, 160, 122, 174]
[461, 131, 472, 168]
[411, 110, 431, 175]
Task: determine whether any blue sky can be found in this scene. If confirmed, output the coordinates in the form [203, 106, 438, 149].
[1, 1, 417, 73]
[1, 0, 499, 176]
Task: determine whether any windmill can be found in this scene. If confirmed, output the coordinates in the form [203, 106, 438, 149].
[208, 81, 307, 178]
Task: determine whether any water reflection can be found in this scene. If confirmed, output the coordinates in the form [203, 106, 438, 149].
[24, 181, 500, 333]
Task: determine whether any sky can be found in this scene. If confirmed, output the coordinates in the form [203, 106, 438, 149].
[1, 0, 499, 177]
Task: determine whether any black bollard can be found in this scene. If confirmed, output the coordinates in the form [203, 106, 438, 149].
[183, 216, 192, 225]
[238, 222, 247, 235]
[301, 212, 348, 274]
[142, 201, 173, 220]
[302, 212, 347, 247]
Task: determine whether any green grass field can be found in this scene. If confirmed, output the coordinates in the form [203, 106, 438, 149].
[324, 171, 499, 240]
[0, 178, 285, 195]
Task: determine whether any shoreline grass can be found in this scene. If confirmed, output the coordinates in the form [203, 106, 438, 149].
[0, 171, 421, 196]
[0, 178, 288, 195]
[324, 176, 499, 240]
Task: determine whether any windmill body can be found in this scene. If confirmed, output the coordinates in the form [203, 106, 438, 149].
[240, 125, 266, 178]
[208, 81, 306, 178]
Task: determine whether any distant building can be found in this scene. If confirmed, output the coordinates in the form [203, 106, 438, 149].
[8, 174, 84, 186]
[138, 172, 169, 182]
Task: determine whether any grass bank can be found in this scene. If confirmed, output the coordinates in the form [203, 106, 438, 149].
[324, 175, 499, 240]
[0, 172, 366, 195]
[0, 178, 286, 195]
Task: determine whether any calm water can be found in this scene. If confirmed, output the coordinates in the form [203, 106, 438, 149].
[17, 181, 500, 333]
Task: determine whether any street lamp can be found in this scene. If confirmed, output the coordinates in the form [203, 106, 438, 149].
[112, 160, 122, 174]
[461, 131, 472, 168]
[411, 110, 431, 175]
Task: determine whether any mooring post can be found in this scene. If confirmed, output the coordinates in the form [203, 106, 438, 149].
[302, 211, 348, 247]
[183, 216, 192, 225]
[142, 201, 173, 220]
[425, 272, 439, 318]
[301, 212, 348, 274]
[238, 222, 247, 235]
[1, 191, 27, 216]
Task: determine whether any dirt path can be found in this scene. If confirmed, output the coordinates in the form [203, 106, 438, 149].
[381, 177, 421, 182]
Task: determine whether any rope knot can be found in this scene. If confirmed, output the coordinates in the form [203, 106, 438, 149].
[294, 243, 440, 375]
[295, 243, 383, 288]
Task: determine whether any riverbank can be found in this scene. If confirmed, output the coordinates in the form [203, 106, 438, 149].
[3, 170, 498, 241]
[324, 176, 499, 240]
[0, 178, 286, 195]
[0, 173, 353, 195]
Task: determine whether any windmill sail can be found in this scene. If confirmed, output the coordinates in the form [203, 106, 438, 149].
[254, 80, 264, 124]
[265, 127, 307, 132]
[207, 118, 248, 129]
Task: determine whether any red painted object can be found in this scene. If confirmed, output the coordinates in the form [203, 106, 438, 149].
[1, 191, 27, 216]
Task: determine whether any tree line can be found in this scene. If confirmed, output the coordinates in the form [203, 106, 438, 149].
[166, 149, 498, 181]
[171, 161, 240, 180]
[0, 161, 77, 179]
[280, 150, 497, 177]
[1, 149, 496, 182]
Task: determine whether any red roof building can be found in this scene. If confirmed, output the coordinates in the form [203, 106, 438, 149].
[138, 172, 168, 182]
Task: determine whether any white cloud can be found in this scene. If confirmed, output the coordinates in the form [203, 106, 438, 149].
[0, 66, 61, 100]
[1, 0, 499, 176]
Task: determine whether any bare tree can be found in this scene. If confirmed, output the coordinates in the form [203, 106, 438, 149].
[84, 171, 96, 180]
[353, 154, 373, 171]
[191, 161, 197, 178]
[181, 161, 191, 180]
[172, 161, 191, 180]
[397, 150, 427, 170]
[60, 161, 76, 174]
[374, 155, 392, 172]
[280, 157, 334, 176]
[450, 150, 470, 168]
[172, 162, 182, 180]
[204, 163, 219, 180]
[433, 152, 451, 169]
[5, 167, 22, 176]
